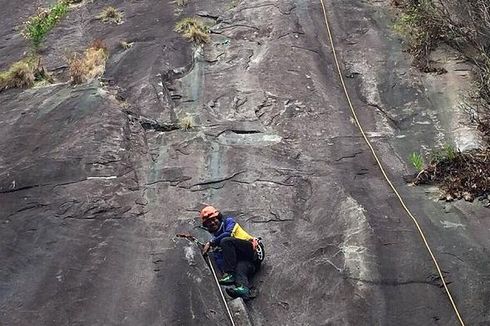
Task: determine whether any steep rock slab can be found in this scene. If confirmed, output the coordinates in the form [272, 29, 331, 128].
[1, 0, 489, 325]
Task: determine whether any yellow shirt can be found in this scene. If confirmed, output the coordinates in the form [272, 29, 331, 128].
[231, 223, 254, 241]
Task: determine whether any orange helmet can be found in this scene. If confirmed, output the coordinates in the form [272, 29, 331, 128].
[200, 206, 219, 222]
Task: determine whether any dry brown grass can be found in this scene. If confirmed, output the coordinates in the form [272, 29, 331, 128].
[0, 60, 35, 91]
[119, 41, 134, 50]
[0, 56, 54, 91]
[0, 56, 51, 91]
[97, 6, 124, 24]
[175, 0, 189, 7]
[178, 114, 195, 130]
[69, 40, 108, 84]
[175, 17, 210, 44]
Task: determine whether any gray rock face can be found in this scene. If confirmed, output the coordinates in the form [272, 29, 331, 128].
[1, 0, 489, 325]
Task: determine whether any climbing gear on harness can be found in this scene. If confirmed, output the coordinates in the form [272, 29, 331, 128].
[226, 285, 250, 299]
[200, 206, 219, 221]
[253, 238, 265, 263]
[218, 273, 235, 285]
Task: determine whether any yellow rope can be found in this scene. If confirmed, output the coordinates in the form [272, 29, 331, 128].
[318, 1, 465, 324]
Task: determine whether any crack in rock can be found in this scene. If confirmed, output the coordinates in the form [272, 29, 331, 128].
[196, 12, 220, 20]
[277, 31, 305, 40]
[344, 276, 450, 288]
[190, 171, 246, 191]
[217, 23, 259, 32]
[237, 2, 296, 15]
[335, 151, 363, 161]
[291, 45, 320, 56]
[213, 129, 263, 138]
[367, 103, 400, 127]
[139, 117, 179, 132]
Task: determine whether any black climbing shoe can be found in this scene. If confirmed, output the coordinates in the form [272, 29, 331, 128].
[226, 285, 250, 299]
[218, 273, 235, 285]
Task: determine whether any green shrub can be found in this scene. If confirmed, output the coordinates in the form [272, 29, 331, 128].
[394, 10, 425, 50]
[23, 1, 69, 47]
[393, 1, 446, 69]
[430, 144, 457, 163]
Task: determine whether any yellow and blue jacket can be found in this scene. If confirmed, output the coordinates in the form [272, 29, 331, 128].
[210, 216, 254, 246]
[210, 216, 255, 271]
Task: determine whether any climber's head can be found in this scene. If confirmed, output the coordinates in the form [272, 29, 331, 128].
[200, 206, 222, 232]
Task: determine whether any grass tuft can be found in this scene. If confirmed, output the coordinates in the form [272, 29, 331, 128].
[0, 59, 36, 91]
[0, 56, 53, 92]
[429, 144, 457, 164]
[175, 0, 189, 7]
[23, 1, 70, 47]
[178, 114, 195, 130]
[119, 41, 134, 50]
[409, 152, 424, 172]
[69, 40, 108, 84]
[97, 6, 124, 24]
[175, 17, 210, 44]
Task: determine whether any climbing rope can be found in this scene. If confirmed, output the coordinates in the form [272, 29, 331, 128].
[176, 234, 236, 325]
[318, 1, 465, 325]
[206, 254, 237, 326]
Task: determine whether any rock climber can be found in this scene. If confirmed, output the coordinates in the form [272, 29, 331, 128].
[200, 205, 264, 299]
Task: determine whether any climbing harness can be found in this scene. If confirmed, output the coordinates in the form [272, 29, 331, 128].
[317, 1, 466, 324]
[176, 234, 237, 326]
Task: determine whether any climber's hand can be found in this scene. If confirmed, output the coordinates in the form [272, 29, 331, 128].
[202, 242, 211, 255]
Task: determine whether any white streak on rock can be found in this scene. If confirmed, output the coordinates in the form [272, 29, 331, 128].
[87, 176, 117, 180]
[184, 246, 196, 265]
[441, 220, 466, 229]
[339, 196, 375, 290]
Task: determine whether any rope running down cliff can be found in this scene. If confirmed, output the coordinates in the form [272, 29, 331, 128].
[318, 0, 466, 324]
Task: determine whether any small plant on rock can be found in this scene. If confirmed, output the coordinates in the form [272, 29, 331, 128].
[97, 6, 124, 24]
[0, 59, 36, 91]
[393, 2, 446, 70]
[175, 0, 189, 7]
[69, 40, 108, 84]
[178, 114, 195, 130]
[23, 1, 70, 47]
[119, 41, 134, 50]
[409, 152, 424, 172]
[175, 17, 210, 44]
[0, 56, 52, 92]
[430, 144, 457, 164]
